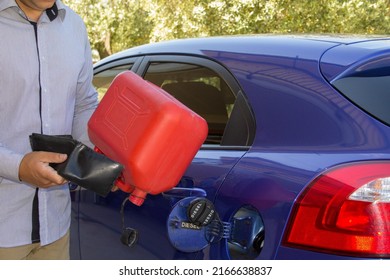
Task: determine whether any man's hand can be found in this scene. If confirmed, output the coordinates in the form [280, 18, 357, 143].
[19, 151, 68, 188]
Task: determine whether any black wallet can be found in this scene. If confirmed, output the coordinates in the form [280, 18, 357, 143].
[29, 133, 123, 197]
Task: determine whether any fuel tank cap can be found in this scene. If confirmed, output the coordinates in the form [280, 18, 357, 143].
[167, 197, 210, 252]
[187, 197, 216, 226]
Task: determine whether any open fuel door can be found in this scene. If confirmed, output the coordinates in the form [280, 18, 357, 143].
[167, 197, 231, 252]
[166, 191, 265, 258]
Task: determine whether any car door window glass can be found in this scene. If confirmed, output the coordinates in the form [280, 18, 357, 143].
[93, 64, 133, 101]
[144, 62, 236, 145]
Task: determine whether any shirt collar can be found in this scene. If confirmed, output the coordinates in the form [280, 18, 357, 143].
[54, 0, 66, 21]
[0, 0, 66, 22]
[0, 0, 18, 12]
[46, 2, 58, 21]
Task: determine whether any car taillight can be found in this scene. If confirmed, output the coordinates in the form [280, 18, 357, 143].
[283, 161, 390, 257]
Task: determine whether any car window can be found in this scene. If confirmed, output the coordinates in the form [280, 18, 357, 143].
[144, 62, 236, 145]
[93, 64, 133, 101]
[331, 56, 390, 126]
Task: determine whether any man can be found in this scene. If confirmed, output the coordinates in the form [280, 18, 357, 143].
[0, 0, 98, 259]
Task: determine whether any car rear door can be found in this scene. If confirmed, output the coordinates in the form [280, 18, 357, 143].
[73, 54, 255, 259]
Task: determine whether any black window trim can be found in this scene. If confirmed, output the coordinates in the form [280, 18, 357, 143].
[93, 56, 144, 76]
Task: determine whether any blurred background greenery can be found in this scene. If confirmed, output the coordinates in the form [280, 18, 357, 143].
[63, 0, 390, 60]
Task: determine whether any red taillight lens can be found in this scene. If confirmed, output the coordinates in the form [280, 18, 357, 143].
[283, 161, 390, 257]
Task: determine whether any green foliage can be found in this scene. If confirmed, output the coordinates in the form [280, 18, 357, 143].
[63, 0, 390, 59]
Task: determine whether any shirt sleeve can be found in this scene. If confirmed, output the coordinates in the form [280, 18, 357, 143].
[0, 144, 24, 183]
[72, 23, 98, 148]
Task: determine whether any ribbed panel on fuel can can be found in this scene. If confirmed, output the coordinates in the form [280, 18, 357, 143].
[88, 71, 208, 206]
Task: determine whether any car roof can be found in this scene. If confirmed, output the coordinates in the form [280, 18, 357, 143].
[94, 35, 390, 79]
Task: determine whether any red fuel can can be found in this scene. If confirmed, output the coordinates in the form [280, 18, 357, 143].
[88, 71, 208, 206]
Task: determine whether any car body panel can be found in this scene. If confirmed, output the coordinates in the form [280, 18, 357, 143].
[75, 149, 246, 259]
[72, 35, 390, 260]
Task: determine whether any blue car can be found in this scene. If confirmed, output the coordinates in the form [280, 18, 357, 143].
[70, 35, 390, 260]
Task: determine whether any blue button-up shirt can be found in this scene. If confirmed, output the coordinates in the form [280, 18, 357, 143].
[0, 0, 98, 247]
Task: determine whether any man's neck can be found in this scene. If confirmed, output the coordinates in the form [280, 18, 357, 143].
[15, 0, 45, 22]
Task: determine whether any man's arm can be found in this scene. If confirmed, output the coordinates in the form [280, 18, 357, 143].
[72, 24, 98, 147]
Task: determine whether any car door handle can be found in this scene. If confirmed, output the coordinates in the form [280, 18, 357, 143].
[162, 187, 207, 199]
